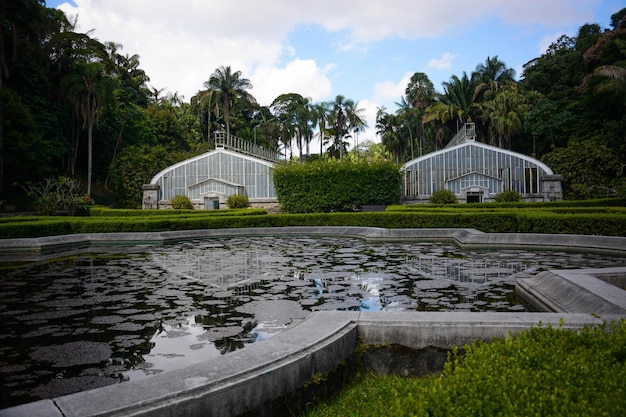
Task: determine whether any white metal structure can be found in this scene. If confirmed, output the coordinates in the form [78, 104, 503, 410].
[402, 124, 560, 203]
[150, 148, 277, 205]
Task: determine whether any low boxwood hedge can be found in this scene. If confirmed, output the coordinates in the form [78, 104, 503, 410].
[304, 320, 626, 417]
[2, 210, 626, 238]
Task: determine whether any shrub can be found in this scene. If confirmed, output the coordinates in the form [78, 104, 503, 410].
[22, 176, 92, 215]
[170, 195, 194, 210]
[273, 160, 402, 213]
[494, 190, 522, 202]
[305, 320, 626, 417]
[429, 189, 458, 204]
[226, 194, 249, 209]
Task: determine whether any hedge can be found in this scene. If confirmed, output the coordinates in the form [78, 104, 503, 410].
[305, 320, 626, 417]
[2, 210, 626, 238]
[274, 160, 402, 213]
[89, 208, 267, 217]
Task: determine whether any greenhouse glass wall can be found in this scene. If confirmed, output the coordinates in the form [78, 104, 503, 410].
[145, 148, 277, 209]
[402, 126, 562, 203]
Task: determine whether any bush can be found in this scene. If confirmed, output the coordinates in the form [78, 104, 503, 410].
[226, 194, 249, 209]
[170, 195, 194, 210]
[429, 189, 458, 204]
[274, 160, 402, 213]
[305, 320, 626, 417]
[22, 176, 92, 215]
[494, 190, 522, 202]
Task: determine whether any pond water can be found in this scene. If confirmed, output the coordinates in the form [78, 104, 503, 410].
[0, 236, 624, 408]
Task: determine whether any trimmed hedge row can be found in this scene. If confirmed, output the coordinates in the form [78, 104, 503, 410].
[89, 208, 267, 217]
[273, 160, 402, 213]
[388, 197, 626, 211]
[305, 320, 626, 417]
[2, 210, 626, 238]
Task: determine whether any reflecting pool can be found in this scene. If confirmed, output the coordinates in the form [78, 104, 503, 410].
[0, 236, 624, 408]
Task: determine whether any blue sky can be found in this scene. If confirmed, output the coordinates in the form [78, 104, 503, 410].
[46, 0, 624, 145]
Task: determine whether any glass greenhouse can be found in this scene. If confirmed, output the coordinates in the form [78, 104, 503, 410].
[146, 146, 277, 209]
[402, 124, 562, 203]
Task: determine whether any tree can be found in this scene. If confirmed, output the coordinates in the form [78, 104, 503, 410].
[405, 72, 435, 110]
[376, 106, 403, 163]
[310, 101, 331, 155]
[473, 56, 516, 101]
[525, 97, 573, 157]
[0, 0, 46, 195]
[65, 61, 116, 195]
[326, 95, 367, 159]
[271, 93, 312, 160]
[423, 72, 479, 141]
[205, 66, 255, 137]
[542, 139, 625, 199]
[482, 91, 526, 148]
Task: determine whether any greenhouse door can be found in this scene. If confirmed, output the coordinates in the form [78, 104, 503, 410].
[466, 191, 483, 203]
[204, 197, 220, 210]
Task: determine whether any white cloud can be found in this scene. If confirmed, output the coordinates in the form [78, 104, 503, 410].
[357, 99, 382, 143]
[426, 52, 458, 70]
[250, 59, 332, 106]
[56, 0, 601, 106]
[373, 72, 412, 103]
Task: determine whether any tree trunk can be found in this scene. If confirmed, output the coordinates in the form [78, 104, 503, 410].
[87, 119, 94, 196]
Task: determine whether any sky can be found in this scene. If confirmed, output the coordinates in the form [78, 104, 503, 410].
[46, 0, 623, 147]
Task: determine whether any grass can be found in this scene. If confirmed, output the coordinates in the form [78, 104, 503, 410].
[302, 320, 626, 417]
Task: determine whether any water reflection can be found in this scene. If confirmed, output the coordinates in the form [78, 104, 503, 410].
[0, 236, 624, 409]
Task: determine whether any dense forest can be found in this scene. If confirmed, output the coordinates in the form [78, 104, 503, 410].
[1, 1, 625, 208]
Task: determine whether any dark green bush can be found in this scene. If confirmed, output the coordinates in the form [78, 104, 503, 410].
[429, 189, 458, 204]
[170, 195, 194, 210]
[1, 202, 626, 238]
[226, 194, 250, 209]
[274, 160, 402, 213]
[304, 320, 626, 417]
[89, 208, 266, 217]
[494, 190, 522, 202]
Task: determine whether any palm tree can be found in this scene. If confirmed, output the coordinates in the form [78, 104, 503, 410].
[396, 96, 425, 158]
[327, 95, 367, 158]
[205, 66, 255, 137]
[376, 106, 403, 163]
[271, 93, 312, 160]
[65, 61, 115, 195]
[423, 72, 480, 147]
[191, 89, 218, 142]
[310, 101, 331, 155]
[483, 91, 528, 149]
[405, 72, 435, 110]
[473, 56, 516, 100]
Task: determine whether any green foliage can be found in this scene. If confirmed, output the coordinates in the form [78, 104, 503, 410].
[429, 189, 458, 204]
[226, 194, 249, 209]
[22, 177, 92, 215]
[494, 190, 522, 202]
[542, 140, 625, 199]
[169, 195, 193, 210]
[0, 88, 55, 190]
[303, 320, 626, 417]
[89, 208, 266, 217]
[2, 201, 625, 238]
[108, 144, 187, 208]
[274, 160, 402, 213]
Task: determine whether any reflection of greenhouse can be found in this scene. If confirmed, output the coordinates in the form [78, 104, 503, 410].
[142, 132, 279, 210]
[402, 124, 563, 203]
[153, 247, 283, 289]
[408, 256, 530, 285]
